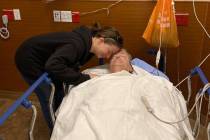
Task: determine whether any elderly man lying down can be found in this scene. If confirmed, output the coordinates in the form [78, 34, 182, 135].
[51, 50, 194, 140]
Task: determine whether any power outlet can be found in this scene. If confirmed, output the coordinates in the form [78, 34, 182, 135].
[61, 11, 72, 22]
[53, 10, 61, 22]
[13, 9, 21, 20]
[2, 9, 21, 21]
[72, 12, 80, 23]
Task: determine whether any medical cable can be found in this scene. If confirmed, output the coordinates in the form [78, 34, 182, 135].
[155, 0, 166, 68]
[0, 15, 9, 39]
[187, 75, 192, 104]
[204, 92, 210, 101]
[197, 91, 204, 138]
[142, 83, 210, 125]
[135, 77, 193, 139]
[29, 105, 37, 140]
[196, 2, 210, 68]
[176, 56, 210, 88]
[192, 92, 204, 139]
[0, 27, 9, 39]
[193, 0, 210, 39]
[142, 92, 202, 124]
[205, 95, 210, 127]
[176, 0, 210, 87]
[207, 122, 210, 140]
[156, 0, 176, 69]
[176, 46, 181, 88]
[49, 83, 56, 125]
[176, 75, 190, 87]
[198, 53, 210, 67]
[156, 48, 161, 68]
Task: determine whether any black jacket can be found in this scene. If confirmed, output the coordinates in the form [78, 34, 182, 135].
[15, 26, 94, 85]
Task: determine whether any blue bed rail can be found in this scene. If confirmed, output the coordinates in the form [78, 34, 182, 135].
[0, 72, 51, 125]
[190, 66, 210, 95]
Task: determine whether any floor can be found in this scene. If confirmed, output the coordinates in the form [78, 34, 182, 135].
[0, 93, 50, 140]
[0, 91, 208, 140]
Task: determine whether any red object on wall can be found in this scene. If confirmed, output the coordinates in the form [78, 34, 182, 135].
[175, 13, 189, 26]
[72, 12, 80, 23]
[2, 9, 14, 21]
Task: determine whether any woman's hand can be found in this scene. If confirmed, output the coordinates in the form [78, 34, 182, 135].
[88, 73, 98, 78]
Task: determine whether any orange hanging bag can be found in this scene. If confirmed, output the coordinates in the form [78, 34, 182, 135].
[143, 0, 179, 48]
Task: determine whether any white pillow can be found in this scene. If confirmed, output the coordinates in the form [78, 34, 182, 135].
[82, 64, 151, 77]
[82, 64, 110, 76]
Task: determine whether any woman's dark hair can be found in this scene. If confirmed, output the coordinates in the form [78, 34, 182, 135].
[90, 22, 123, 48]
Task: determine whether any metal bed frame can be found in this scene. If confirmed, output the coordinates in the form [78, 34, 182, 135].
[190, 66, 210, 95]
[0, 73, 55, 140]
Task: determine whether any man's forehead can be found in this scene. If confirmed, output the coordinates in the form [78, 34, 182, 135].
[115, 52, 129, 58]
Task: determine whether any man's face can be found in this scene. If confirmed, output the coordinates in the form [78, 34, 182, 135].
[109, 50, 133, 73]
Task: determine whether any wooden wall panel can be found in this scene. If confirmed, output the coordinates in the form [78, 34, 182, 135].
[197, 3, 210, 115]
[164, 3, 209, 107]
[0, 1, 209, 103]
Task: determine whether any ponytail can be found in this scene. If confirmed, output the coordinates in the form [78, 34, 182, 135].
[89, 22, 123, 48]
[90, 22, 102, 36]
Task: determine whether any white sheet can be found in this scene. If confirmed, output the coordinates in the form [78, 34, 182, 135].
[82, 64, 152, 77]
[51, 70, 194, 140]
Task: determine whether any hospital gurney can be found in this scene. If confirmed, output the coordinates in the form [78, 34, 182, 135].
[1, 59, 209, 140]
[50, 62, 210, 140]
[0, 73, 55, 140]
